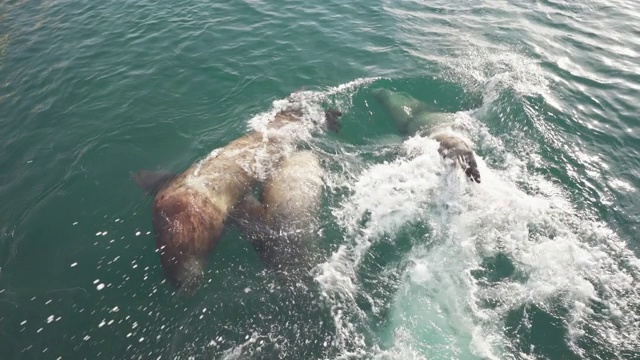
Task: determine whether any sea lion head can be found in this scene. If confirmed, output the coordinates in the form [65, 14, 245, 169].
[152, 190, 223, 295]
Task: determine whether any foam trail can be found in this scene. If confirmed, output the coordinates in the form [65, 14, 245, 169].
[317, 105, 640, 358]
[377, 257, 481, 360]
[452, 111, 640, 357]
[317, 132, 477, 358]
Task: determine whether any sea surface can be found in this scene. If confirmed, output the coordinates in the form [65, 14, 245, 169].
[1, 0, 639, 359]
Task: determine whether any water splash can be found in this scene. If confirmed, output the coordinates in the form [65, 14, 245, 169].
[315, 105, 640, 358]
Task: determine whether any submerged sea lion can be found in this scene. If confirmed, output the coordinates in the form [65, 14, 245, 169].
[233, 150, 324, 281]
[133, 108, 341, 294]
[373, 89, 481, 183]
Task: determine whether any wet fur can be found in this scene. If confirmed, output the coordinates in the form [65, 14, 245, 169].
[233, 150, 324, 280]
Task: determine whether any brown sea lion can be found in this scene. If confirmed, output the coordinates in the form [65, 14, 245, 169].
[133, 108, 341, 294]
[232, 150, 324, 281]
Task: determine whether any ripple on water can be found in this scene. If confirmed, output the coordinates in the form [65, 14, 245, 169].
[1, 0, 640, 358]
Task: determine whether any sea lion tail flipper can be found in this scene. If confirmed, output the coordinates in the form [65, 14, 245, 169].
[324, 109, 343, 133]
[131, 170, 178, 195]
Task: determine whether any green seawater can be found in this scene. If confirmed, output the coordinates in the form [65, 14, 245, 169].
[1, 0, 639, 359]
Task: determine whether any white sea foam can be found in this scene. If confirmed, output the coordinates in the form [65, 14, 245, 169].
[247, 76, 381, 132]
[315, 106, 640, 358]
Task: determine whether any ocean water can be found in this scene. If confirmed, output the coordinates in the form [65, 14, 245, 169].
[1, 0, 639, 359]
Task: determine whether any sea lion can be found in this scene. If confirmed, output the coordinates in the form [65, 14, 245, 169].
[233, 150, 324, 281]
[133, 108, 341, 294]
[373, 89, 481, 183]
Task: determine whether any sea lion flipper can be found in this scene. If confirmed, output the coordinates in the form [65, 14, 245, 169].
[132, 170, 178, 195]
[456, 151, 481, 184]
[324, 109, 343, 133]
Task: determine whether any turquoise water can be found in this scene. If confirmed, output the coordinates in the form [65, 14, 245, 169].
[1, 0, 639, 358]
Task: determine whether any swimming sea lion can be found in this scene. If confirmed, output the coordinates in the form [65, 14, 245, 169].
[373, 89, 481, 183]
[233, 150, 324, 281]
[133, 108, 341, 294]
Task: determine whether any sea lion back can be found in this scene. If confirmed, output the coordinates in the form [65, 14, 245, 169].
[262, 150, 323, 227]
